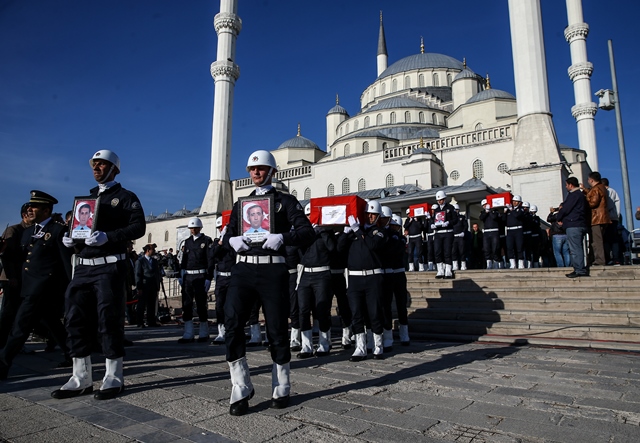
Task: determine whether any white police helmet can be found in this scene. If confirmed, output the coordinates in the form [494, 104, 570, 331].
[391, 215, 402, 226]
[366, 200, 382, 214]
[246, 150, 277, 171]
[453, 204, 460, 210]
[405, 208, 410, 215]
[215, 217, 223, 228]
[530, 204, 538, 212]
[304, 203, 311, 216]
[90, 150, 121, 173]
[481, 199, 487, 206]
[522, 201, 530, 208]
[187, 217, 203, 228]
[512, 195, 522, 202]
[435, 190, 447, 200]
[381, 206, 393, 218]
[431, 204, 439, 210]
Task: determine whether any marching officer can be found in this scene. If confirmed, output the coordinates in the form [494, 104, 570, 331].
[451, 204, 468, 271]
[522, 202, 533, 268]
[431, 191, 458, 279]
[52, 150, 145, 400]
[378, 206, 395, 351]
[329, 229, 353, 349]
[479, 198, 502, 269]
[503, 195, 525, 269]
[286, 236, 302, 352]
[403, 209, 423, 272]
[179, 217, 215, 343]
[222, 150, 314, 416]
[423, 209, 436, 271]
[385, 213, 410, 346]
[529, 205, 542, 267]
[211, 217, 233, 344]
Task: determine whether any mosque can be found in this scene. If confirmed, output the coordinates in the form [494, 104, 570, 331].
[142, 0, 598, 254]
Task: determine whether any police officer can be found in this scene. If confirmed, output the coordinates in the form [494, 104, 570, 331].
[222, 150, 314, 416]
[134, 243, 163, 327]
[296, 203, 336, 358]
[451, 204, 468, 271]
[384, 213, 411, 346]
[285, 233, 302, 352]
[329, 228, 353, 349]
[503, 195, 525, 269]
[52, 150, 145, 400]
[424, 208, 436, 271]
[479, 198, 502, 269]
[403, 209, 423, 272]
[431, 191, 458, 279]
[179, 217, 215, 343]
[529, 205, 542, 267]
[522, 201, 533, 268]
[378, 206, 395, 351]
[211, 217, 233, 344]
[0, 192, 72, 380]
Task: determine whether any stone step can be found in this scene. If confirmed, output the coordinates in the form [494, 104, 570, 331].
[407, 277, 640, 290]
[407, 297, 640, 312]
[408, 287, 639, 298]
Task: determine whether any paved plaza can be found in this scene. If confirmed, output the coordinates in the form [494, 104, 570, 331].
[1, 325, 639, 442]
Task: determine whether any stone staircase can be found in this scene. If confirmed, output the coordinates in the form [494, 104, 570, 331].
[402, 266, 640, 352]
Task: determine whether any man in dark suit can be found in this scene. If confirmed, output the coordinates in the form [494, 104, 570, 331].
[0, 191, 73, 379]
[134, 243, 162, 327]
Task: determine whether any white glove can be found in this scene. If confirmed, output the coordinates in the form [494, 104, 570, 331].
[504, 207, 509, 213]
[430, 224, 436, 230]
[442, 221, 449, 228]
[204, 280, 211, 292]
[343, 226, 352, 234]
[348, 215, 360, 231]
[220, 226, 227, 238]
[485, 205, 490, 212]
[229, 236, 251, 252]
[62, 232, 76, 248]
[262, 233, 284, 251]
[85, 231, 108, 246]
[425, 213, 431, 219]
[435, 220, 443, 227]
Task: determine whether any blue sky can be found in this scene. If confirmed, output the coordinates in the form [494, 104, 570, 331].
[1, 0, 638, 231]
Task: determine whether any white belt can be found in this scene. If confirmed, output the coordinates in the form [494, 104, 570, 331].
[331, 269, 345, 274]
[349, 269, 383, 276]
[531, 234, 539, 237]
[303, 266, 330, 273]
[435, 229, 453, 234]
[506, 226, 522, 230]
[77, 253, 126, 266]
[288, 269, 297, 274]
[185, 269, 206, 274]
[217, 271, 231, 277]
[483, 228, 499, 233]
[384, 268, 406, 274]
[427, 233, 435, 237]
[454, 233, 465, 237]
[409, 234, 422, 239]
[237, 255, 285, 265]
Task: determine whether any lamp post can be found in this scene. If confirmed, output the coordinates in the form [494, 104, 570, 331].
[594, 39, 633, 231]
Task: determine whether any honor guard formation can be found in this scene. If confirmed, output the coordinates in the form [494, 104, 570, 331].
[0, 149, 628, 418]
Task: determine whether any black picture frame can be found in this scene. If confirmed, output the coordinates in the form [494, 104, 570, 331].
[238, 194, 274, 245]
[69, 196, 99, 240]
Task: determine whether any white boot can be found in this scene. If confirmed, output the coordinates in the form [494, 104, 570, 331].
[461, 261, 467, 271]
[289, 327, 301, 351]
[435, 263, 445, 279]
[178, 320, 195, 343]
[526, 260, 532, 269]
[382, 329, 393, 351]
[95, 357, 124, 400]
[373, 333, 384, 359]
[271, 363, 290, 408]
[366, 328, 373, 352]
[452, 261, 459, 271]
[518, 260, 525, 269]
[408, 263, 415, 272]
[51, 356, 93, 399]
[247, 323, 262, 347]
[445, 264, 453, 279]
[349, 333, 367, 362]
[498, 260, 504, 269]
[229, 357, 254, 416]
[399, 324, 410, 345]
[197, 321, 210, 342]
[341, 326, 352, 349]
[509, 259, 516, 269]
[315, 330, 331, 356]
[297, 330, 313, 358]
[212, 324, 225, 344]
[428, 262, 435, 271]
[418, 263, 425, 271]
[486, 260, 493, 269]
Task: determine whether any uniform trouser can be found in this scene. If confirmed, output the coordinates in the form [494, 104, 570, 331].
[224, 262, 291, 365]
[248, 298, 262, 325]
[434, 232, 453, 264]
[214, 275, 231, 326]
[407, 237, 422, 268]
[427, 236, 435, 262]
[297, 271, 332, 332]
[381, 272, 408, 330]
[182, 274, 208, 322]
[506, 229, 524, 260]
[0, 292, 69, 367]
[530, 234, 541, 264]
[452, 235, 466, 262]
[523, 234, 532, 262]
[347, 274, 384, 335]
[288, 272, 300, 329]
[483, 232, 500, 261]
[136, 286, 158, 325]
[65, 262, 126, 359]
[0, 282, 21, 349]
[330, 273, 351, 327]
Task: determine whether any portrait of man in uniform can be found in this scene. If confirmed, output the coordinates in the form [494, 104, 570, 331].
[240, 196, 273, 243]
[70, 198, 97, 240]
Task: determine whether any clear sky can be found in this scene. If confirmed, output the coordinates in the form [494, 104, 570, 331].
[1, 0, 638, 231]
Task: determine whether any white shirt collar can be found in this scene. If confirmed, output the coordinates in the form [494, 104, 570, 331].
[98, 180, 118, 194]
[37, 217, 52, 228]
[192, 233, 202, 240]
[255, 185, 273, 195]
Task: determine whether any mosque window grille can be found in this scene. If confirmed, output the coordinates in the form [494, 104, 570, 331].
[381, 83, 386, 95]
[447, 74, 453, 86]
[354, 120, 359, 131]
[364, 116, 370, 128]
[433, 73, 439, 86]
[472, 159, 484, 179]
[405, 111, 411, 123]
[385, 174, 394, 187]
[164, 231, 169, 242]
[432, 113, 437, 125]
[392, 79, 397, 92]
[390, 112, 396, 124]
[339, 127, 343, 136]
[327, 183, 335, 196]
[358, 178, 366, 192]
[147, 233, 152, 244]
[342, 178, 350, 194]
[346, 123, 349, 133]
[363, 141, 369, 153]
[419, 74, 425, 87]
[475, 122, 484, 130]
[497, 162, 509, 174]
[344, 144, 350, 156]
[404, 76, 411, 89]
[419, 112, 425, 123]
[304, 188, 311, 200]
[291, 190, 298, 198]
[450, 170, 460, 181]
[376, 113, 383, 126]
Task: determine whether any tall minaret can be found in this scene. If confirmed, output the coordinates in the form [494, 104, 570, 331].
[507, 0, 567, 213]
[200, 0, 241, 216]
[565, 0, 598, 171]
[377, 11, 387, 77]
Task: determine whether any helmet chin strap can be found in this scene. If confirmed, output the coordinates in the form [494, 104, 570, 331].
[255, 167, 274, 188]
[98, 164, 115, 184]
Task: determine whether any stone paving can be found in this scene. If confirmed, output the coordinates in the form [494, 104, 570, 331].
[1, 325, 640, 442]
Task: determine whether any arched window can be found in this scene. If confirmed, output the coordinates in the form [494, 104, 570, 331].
[342, 178, 350, 194]
[475, 122, 484, 130]
[497, 163, 509, 174]
[373, 87, 376, 97]
[354, 119, 359, 130]
[392, 79, 397, 92]
[390, 112, 396, 124]
[363, 141, 369, 153]
[419, 74, 425, 87]
[327, 184, 335, 196]
[364, 116, 370, 128]
[147, 233, 152, 243]
[433, 73, 439, 86]
[358, 178, 366, 192]
[447, 74, 453, 86]
[382, 142, 388, 150]
[419, 112, 425, 123]
[404, 76, 411, 89]
[376, 113, 382, 126]
[164, 230, 169, 242]
[291, 190, 298, 198]
[345, 123, 349, 133]
[473, 159, 484, 179]
[381, 83, 386, 95]
[339, 127, 343, 136]
[304, 188, 311, 200]
[385, 174, 394, 187]
[404, 111, 411, 123]
[450, 170, 460, 181]
[432, 113, 437, 125]
[344, 144, 350, 156]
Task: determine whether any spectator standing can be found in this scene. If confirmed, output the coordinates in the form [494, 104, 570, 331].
[556, 177, 589, 278]
[547, 206, 571, 267]
[469, 223, 484, 269]
[601, 178, 621, 264]
[134, 243, 163, 327]
[583, 172, 611, 266]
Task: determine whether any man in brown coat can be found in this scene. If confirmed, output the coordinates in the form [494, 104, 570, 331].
[582, 172, 611, 266]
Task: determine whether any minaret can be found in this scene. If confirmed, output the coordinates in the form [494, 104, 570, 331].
[377, 11, 387, 77]
[200, 0, 242, 216]
[565, 0, 598, 171]
[507, 0, 567, 213]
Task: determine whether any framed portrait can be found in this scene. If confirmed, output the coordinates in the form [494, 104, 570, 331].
[239, 194, 274, 244]
[70, 196, 99, 240]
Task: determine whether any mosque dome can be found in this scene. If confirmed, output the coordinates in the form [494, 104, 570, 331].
[465, 89, 515, 104]
[145, 213, 156, 222]
[327, 103, 348, 115]
[156, 210, 172, 220]
[191, 207, 201, 215]
[453, 68, 478, 82]
[172, 206, 191, 217]
[276, 124, 320, 150]
[378, 53, 465, 79]
[367, 97, 431, 112]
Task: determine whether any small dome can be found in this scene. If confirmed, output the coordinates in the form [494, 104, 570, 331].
[145, 213, 156, 222]
[466, 89, 515, 104]
[367, 97, 430, 112]
[378, 53, 465, 79]
[156, 210, 172, 220]
[453, 68, 478, 82]
[327, 103, 348, 115]
[172, 206, 191, 217]
[276, 128, 320, 150]
[191, 207, 201, 215]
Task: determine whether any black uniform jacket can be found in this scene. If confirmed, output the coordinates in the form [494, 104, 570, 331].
[299, 227, 336, 267]
[181, 234, 215, 280]
[337, 224, 387, 271]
